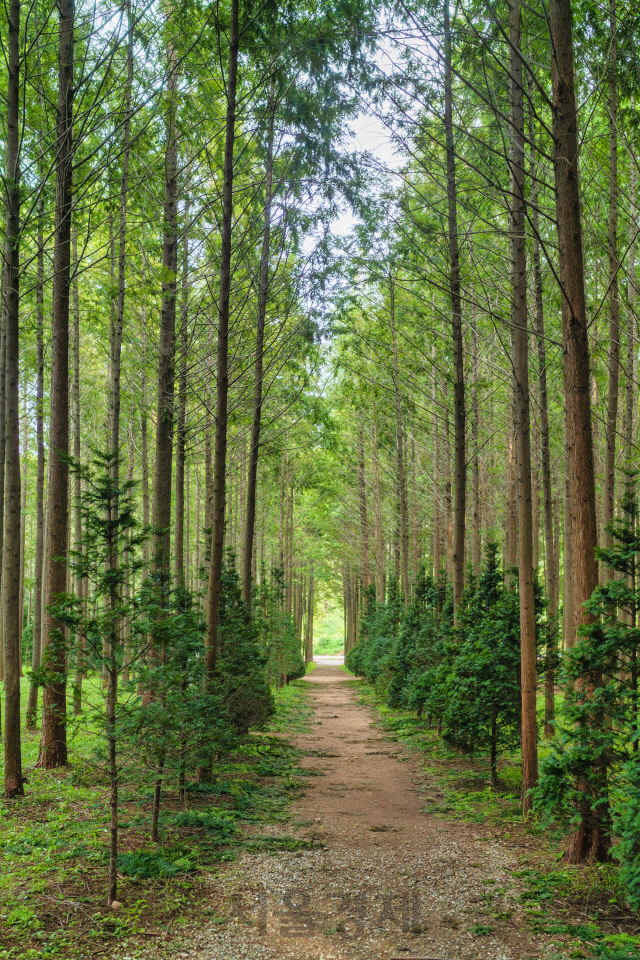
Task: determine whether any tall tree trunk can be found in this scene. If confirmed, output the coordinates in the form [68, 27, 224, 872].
[625, 137, 636, 477]
[469, 272, 481, 573]
[505, 427, 517, 578]
[305, 564, 314, 663]
[243, 83, 275, 608]
[372, 405, 385, 600]
[411, 425, 419, 579]
[529, 79, 559, 735]
[205, 0, 239, 685]
[3, 0, 24, 797]
[26, 197, 46, 729]
[111, 0, 133, 480]
[549, 0, 602, 862]
[390, 283, 410, 602]
[152, 28, 179, 569]
[140, 269, 150, 570]
[602, 0, 619, 577]
[358, 427, 371, 591]
[175, 185, 190, 585]
[509, 0, 538, 810]
[432, 346, 441, 575]
[72, 227, 83, 715]
[39, 0, 74, 769]
[443, 0, 466, 620]
[444, 381, 453, 580]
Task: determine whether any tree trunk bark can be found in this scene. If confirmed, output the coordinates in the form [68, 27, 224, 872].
[205, 0, 239, 683]
[602, 0, 619, 577]
[243, 83, 275, 609]
[3, 0, 24, 797]
[39, 0, 74, 769]
[432, 346, 441, 576]
[509, 0, 538, 810]
[72, 227, 83, 715]
[469, 269, 481, 574]
[358, 426, 371, 591]
[390, 284, 410, 602]
[140, 286, 150, 571]
[372, 405, 384, 601]
[625, 141, 636, 476]
[550, 0, 603, 862]
[443, 0, 466, 620]
[26, 196, 46, 729]
[175, 184, 190, 585]
[529, 79, 560, 735]
[152, 27, 179, 570]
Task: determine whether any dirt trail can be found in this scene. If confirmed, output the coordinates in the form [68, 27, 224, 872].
[186, 662, 549, 960]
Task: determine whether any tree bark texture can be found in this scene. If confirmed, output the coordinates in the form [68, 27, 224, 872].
[3, 0, 24, 797]
[509, 0, 538, 810]
[602, 0, 619, 576]
[39, 0, 74, 769]
[443, 0, 466, 620]
[243, 83, 275, 608]
[550, 0, 603, 862]
[205, 0, 239, 678]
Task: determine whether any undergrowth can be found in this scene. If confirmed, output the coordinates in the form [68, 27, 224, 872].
[0, 676, 314, 959]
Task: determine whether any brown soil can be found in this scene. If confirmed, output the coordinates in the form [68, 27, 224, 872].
[183, 662, 563, 960]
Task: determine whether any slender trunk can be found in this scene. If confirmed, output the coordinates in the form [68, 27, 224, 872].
[444, 381, 453, 579]
[26, 198, 46, 729]
[151, 757, 165, 843]
[0, 286, 6, 695]
[390, 284, 410, 602]
[107, 638, 118, 904]
[305, 565, 314, 663]
[152, 30, 179, 569]
[372, 406, 384, 600]
[509, 0, 538, 809]
[244, 84, 275, 608]
[602, 0, 619, 575]
[111, 0, 133, 480]
[443, 0, 465, 619]
[469, 271, 481, 573]
[72, 227, 83, 715]
[505, 427, 517, 579]
[358, 427, 371, 591]
[39, 0, 74, 769]
[3, 0, 24, 796]
[529, 80, 559, 735]
[19, 394, 27, 661]
[432, 347, 441, 576]
[141, 301, 149, 570]
[550, 0, 603, 861]
[411, 423, 419, 580]
[625, 134, 637, 476]
[204, 0, 239, 690]
[175, 185, 190, 585]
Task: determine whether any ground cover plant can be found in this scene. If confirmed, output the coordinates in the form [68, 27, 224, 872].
[0, 677, 314, 960]
[353, 675, 640, 960]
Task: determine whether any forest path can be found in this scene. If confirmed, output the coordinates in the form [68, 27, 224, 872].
[185, 663, 547, 960]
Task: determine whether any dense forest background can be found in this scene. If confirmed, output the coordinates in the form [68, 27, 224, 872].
[3, 0, 640, 911]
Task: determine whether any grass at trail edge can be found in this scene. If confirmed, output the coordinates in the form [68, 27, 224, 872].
[0, 676, 315, 960]
[351, 676, 640, 960]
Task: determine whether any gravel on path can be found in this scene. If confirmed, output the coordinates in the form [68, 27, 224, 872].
[169, 662, 554, 960]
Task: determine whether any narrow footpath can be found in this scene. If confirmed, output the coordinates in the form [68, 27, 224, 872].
[184, 660, 550, 960]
